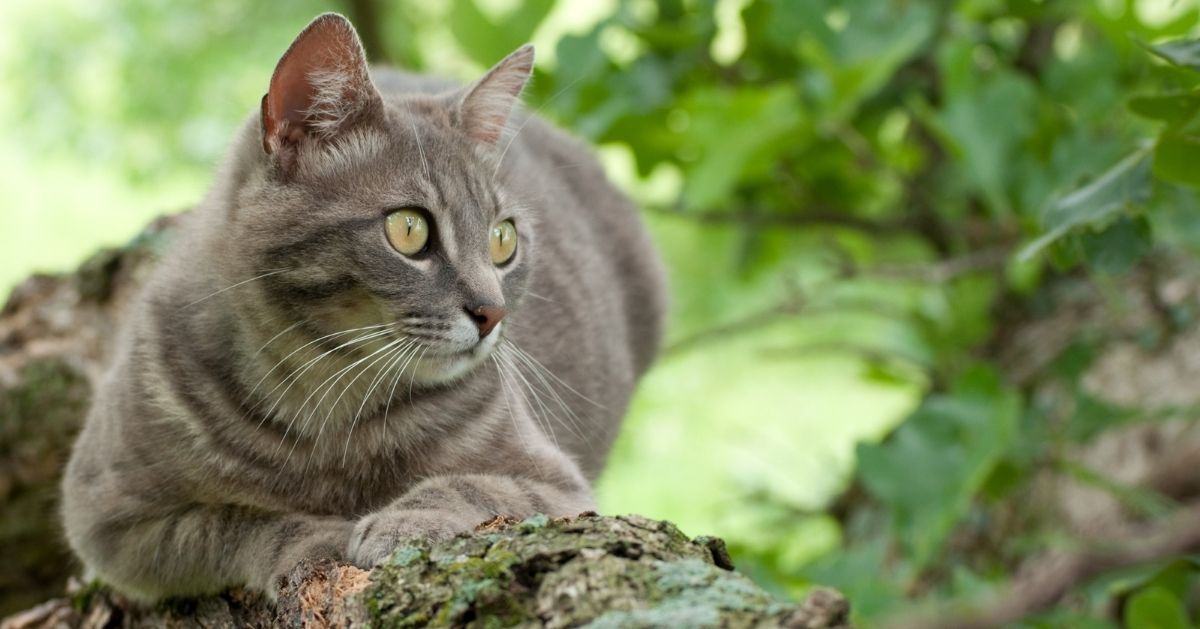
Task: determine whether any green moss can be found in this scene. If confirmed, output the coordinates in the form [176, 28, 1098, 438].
[356, 514, 819, 628]
[389, 545, 423, 567]
[583, 601, 722, 629]
[0, 358, 91, 615]
[73, 247, 122, 302]
[0, 359, 89, 450]
[517, 513, 549, 531]
[69, 579, 105, 612]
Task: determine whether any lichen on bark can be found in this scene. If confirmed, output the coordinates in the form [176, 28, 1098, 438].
[3, 514, 850, 628]
[357, 513, 848, 628]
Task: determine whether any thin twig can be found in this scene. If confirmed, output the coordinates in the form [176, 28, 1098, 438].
[660, 247, 1012, 360]
[661, 290, 805, 360]
[645, 204, 924, 235]
[881, 500, 1200, 629]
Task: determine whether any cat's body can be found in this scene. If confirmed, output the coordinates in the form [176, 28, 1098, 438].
[61, 15, 665, 600]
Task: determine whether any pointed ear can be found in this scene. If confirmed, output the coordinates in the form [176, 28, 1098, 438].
[456, 45, 534, 145]
[261, 13, 382, 157]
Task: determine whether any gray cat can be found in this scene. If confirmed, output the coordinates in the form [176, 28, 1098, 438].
[61, 13, 666, 600]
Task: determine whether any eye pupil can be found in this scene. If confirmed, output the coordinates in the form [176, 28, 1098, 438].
[386, 209, 430, 256]
[490, 220, 517, 265]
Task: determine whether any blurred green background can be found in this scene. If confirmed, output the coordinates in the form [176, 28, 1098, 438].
[5, 0, 1200, 625]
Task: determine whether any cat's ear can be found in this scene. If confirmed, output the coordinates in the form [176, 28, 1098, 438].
[455, 45, 534, 145]
[261, 13, 383, 158]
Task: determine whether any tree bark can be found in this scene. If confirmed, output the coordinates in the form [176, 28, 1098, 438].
[2, 514, 850, 629]
[0, 215, 850, 627]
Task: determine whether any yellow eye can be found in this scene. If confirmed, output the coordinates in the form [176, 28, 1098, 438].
[490, 220, 518, 265]
[386, 209, 430, 256]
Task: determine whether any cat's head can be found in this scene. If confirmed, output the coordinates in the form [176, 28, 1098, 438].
[225, 13, 536, 385]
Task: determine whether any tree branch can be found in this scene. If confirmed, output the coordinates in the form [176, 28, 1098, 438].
[646, 204, 926, 236]
[339, 0, 391, 64]
[2, 515, 853, 629]
[881, 500, 1200, 629]
[660, 248, 1012, 361]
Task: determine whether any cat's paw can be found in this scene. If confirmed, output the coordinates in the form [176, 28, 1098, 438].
[347, 509, 463, 567]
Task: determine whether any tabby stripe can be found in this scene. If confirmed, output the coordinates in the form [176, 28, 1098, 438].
[428, 170, 449, 210]
[511, 478, 549, 514]
[155, 301, 293, 442]
[155, 315, 284, 474]
[262, 274, 357, 302]
[271, 519, 306, 560]
[398, 486, 454, 511]
[448, 477, 502, 516]
[263, 216, 379, 262]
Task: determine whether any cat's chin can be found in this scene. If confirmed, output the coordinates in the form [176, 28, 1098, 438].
[410, 333, 501, 386]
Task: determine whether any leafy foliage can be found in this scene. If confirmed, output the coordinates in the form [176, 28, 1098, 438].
[6, 0, 1200, 625]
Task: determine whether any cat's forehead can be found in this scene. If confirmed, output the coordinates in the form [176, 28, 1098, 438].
[302, 109, 523, 227]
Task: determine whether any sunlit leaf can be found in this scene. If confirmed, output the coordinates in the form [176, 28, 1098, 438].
[1079, 216, 1153, 275]
[449, 0, 554, 68]
[936, 70, 1038, 215]
[856, 366, 1019, 568]
[1128, 91, 1200, 127]
[1019, 148, 1153, 261]
[1124, 586, 1191, 629]
[1145, 37, 1200, 73]
[1154, 131, 1200, 188]
[678, 86, 804, 209]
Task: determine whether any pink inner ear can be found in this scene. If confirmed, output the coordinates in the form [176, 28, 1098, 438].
[460, 45, 535, 145]
[262, 14, 372, 154]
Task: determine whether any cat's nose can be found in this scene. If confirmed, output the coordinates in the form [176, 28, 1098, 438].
[465, 304, 506, 338]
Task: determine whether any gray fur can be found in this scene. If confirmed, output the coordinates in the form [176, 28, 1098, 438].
[61, 13, 666, 600]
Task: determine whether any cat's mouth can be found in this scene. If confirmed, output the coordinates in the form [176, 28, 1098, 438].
[407, 324, 502, 385]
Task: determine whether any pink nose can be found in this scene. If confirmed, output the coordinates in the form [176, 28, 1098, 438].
[466, 304, 506, 338]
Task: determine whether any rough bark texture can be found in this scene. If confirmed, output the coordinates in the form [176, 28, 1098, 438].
[0, 215, 179, 616]
[2, 514, 850, 628]
[0, 216, 850, 626]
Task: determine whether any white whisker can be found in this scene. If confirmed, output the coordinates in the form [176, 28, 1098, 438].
[407, 346, 430, 400]
[409, 116, 431, 179]
[250, 319, 306, 360]
[310, 336, 410, 458]
[493, 74, 588, 180]
[342, 340, 422, 465]
[499, 343, 594, 452]
[498, 347, 567, 446]
[492, 356, 546, 476]
[505, 341, 605, 409]
[249, 322, 391, 414]
[180, 268, 290, 310]
[294, 335, 404, 439]
[259, 327, 393, 429]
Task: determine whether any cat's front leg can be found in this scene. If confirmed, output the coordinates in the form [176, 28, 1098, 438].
[63, 497, 353, 601]
[347, 469, 594, 567]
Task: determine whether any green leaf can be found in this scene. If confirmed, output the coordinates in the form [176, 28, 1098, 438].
[1078, 215, 1153, 275]
[795, 0, 936, 122]
[1154, 132, 1200, 188]
[449, 0, 554, 68]
[856, 366, 1019, 569]
[802, 538, 907, 622]
[678, 86, 804, 209]
[1128, 91, 1200, 127]
[935, 71, 1038, 215]
[1145, 38, 1200, 73]
[1019, 148, 1153, 261]
[1124, 586, 1191, 629]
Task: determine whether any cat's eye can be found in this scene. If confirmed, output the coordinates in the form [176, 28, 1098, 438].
[490, 220, 518, 265]
[386, 209, 430, 256]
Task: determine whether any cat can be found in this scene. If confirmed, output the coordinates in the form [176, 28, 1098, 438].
[60, 13, 666, 601]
